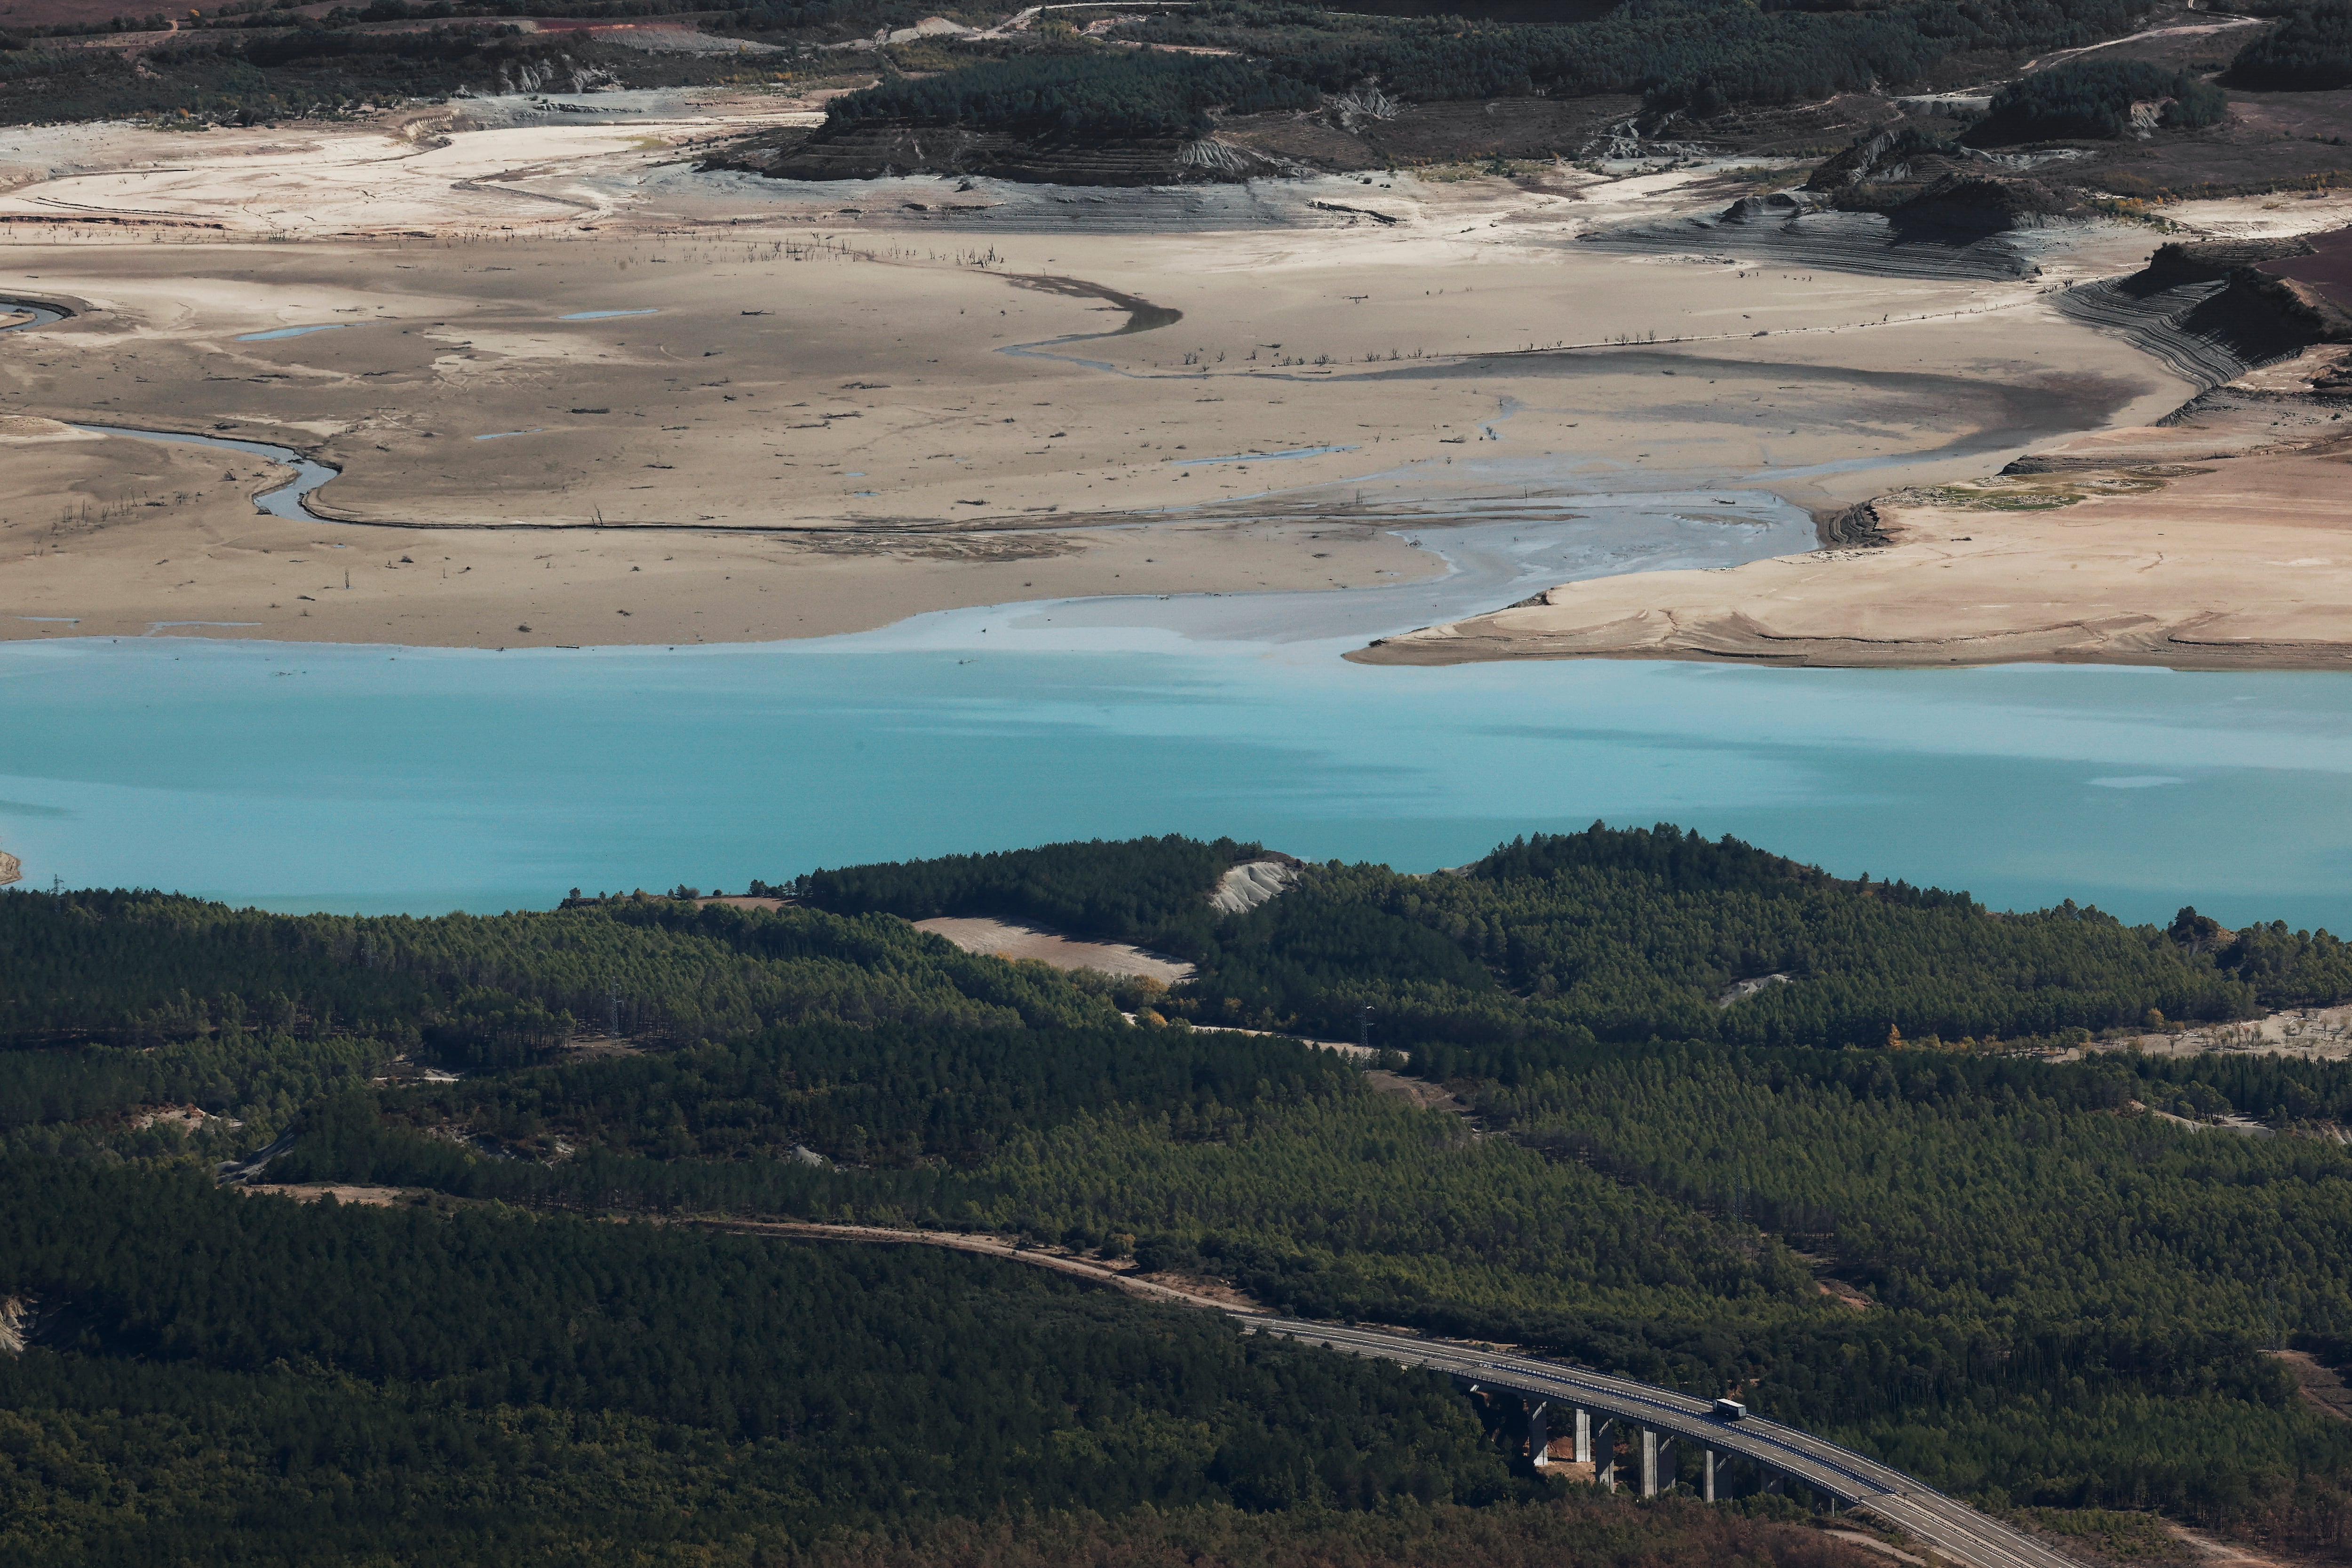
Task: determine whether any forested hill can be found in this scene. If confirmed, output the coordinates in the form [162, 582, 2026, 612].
[1162, 822, 2352, 1070]
[10, 824, 2352, 1560]
[1968, 56, 2228, 144]
[802, 0, 2156, 134]
[0, 1158, 1542, 1561]
[2229, 0, 2352, 92]
[764, 821, 2352, 1067]
[2, 0, 2169, 134]
[23, 821, 2352, 1075]
[1, 889, 1127, 1057]
[795, 833, 1258, 955]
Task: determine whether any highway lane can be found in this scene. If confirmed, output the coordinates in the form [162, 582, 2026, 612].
[1240, 1317, 2086, 1568]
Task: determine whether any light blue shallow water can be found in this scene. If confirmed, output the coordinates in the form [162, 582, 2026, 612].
[235, 324, 347, 342]
[6, 621, 2352, 929]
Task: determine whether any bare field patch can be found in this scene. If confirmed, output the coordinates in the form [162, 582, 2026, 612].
[912, 915, 1192, 984]
[241, 1184, 410, 1206]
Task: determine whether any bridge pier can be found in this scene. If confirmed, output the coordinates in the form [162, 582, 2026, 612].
[1449, 1370, 1814, 1510]
[1637, 1429, 1680, 1497]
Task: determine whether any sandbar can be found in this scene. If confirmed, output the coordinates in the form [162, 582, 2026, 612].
[1356, 344, 2352, 670]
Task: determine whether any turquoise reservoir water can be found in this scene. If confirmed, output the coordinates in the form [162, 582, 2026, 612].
[6, 621, 2352, 929]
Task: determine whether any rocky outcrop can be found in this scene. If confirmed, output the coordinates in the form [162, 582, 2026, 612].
[2057, 277, 2274, 387]
[1804, 124, 1963, 192]
[2236, 270, 2352, 345]
[1814, 501, 1889, 548]
[1888, 174, 2079, 233]
[2310, 352, 2352, 398]
[2060, 240, 2352, 389]
[1208, 859, 1299, 915]
[1579, 202, 2047, 281]
[2143, 236, 2316, 287]
[1717, 191, 1822, 223]
[0, 1294, 48, 1355]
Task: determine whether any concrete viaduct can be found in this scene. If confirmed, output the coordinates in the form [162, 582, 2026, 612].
[702, 1222, 2088, 1568]
[1238, 1316, 2088, 1568]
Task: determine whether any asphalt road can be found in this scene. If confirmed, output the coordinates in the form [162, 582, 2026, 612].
[1240, 1316, 2086, 1568]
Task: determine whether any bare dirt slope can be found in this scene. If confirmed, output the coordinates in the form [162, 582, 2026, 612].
[2276, 1351, 2352, 1424]
[912, 915, 1193, 983]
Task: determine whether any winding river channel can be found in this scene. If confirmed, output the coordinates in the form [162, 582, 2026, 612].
[10, 294, 2352, 928]
[6, 289, 347, 521]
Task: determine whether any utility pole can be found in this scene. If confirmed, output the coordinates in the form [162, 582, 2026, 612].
[1359, 1005, 1374, 1053]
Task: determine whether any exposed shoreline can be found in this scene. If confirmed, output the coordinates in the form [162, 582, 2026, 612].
[3, 96, 2348, 661]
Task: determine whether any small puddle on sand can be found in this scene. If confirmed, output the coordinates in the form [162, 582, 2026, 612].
[237, 324, 348, 342]
[560, 309, 660, 321]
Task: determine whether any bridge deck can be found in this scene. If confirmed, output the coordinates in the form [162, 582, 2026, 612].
[1242, 1317, 2084, 1568]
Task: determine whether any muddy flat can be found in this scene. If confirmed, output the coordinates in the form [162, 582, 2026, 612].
[10, 88, 2352, 663]
[0, 93, 2234, 651]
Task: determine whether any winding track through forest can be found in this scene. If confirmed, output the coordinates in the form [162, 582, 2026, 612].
[707, 1218, 2085, 1568]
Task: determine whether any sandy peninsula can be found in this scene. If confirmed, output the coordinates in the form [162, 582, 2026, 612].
[1, 89, 2348, 653]
[1354, 343, 2352, 670]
